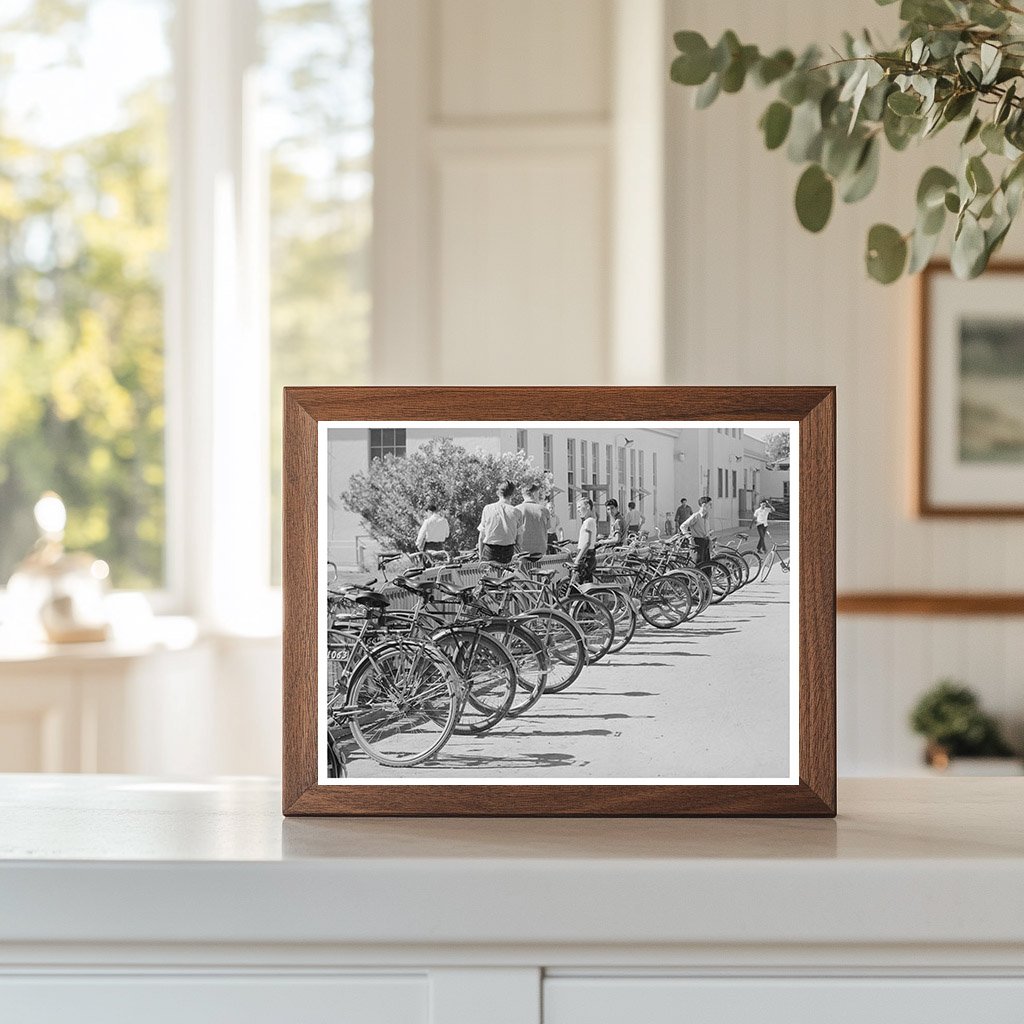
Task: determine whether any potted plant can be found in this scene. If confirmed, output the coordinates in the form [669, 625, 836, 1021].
[909, 680, 1019, 772]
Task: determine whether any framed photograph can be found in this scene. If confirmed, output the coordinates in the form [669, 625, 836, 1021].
[917, 261, 1024, 516]
[283, 387, 835, 816]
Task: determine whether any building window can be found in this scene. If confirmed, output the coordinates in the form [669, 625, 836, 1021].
[652, 452, 658, 520]
[617, 447, 626, 509]
[783, 480, 790, 502]
[717, 467, 723, 498]
[369, 428, 406, 461]
[543, 433, 553, 473]
[579, 439, 587, 492]
[744, 468, 748, 490]
[638, 451, 645, 514]
[629, 447, 636, 503]
[591, 441, 599, 487]
[566, 439, 576, 519]
[516, 429, 528, 454]
[606, 445, 613, 515]
[732, 469, 737, 498]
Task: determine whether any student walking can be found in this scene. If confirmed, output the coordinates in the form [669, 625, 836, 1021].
[517, 482, 550, 557]
[477, 481, 524, 565]
[545, 498, 563, 553]
[574, 497, 599, 582]
[674, 498, 692, 533]
[681, 496, 713, 566]
[753, 499, 772, 554]
[415, 503, 450, 552]
[624, 501, 644, 537]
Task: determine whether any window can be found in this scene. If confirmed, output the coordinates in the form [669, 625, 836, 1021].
[543, 433, 553, 473]
[617, 447, 626, 510]
[369, 428, 406, 461]
[606, 445, 613, 512]
[783, 481, 790, 502]
[566, 439, 576, 519]
[591, 442, 599, 487]
[516, 429, 528, 454]
[652, 452, 658, 519]
[732, 469, 737, 498]
[743, 468, 748, 490]
[0, 0, 173, 590]
[265, 0, 373, 580]
[717, 468, 723, 498]
[639, 451, 645, 514]
[579, 439, 587, 490]
[629, 447, 636, 502]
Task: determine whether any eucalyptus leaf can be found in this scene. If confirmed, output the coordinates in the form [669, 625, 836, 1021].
[967, 154, 995, 195]
[866, 223, 908, 283]
[951, 211, 986, 278]
[779, 73, 807, 106]
[981, 122, 1005, 155]
[710, 31, 740, 73]
[962, 115, 983, 145]
[795, 164, 834, 232]
[694, 73, 721, 109]
[760, 101, 793, 150]
[888, 90, 921, 115]
[908, 221, 943, 273]
[917, 166, 957, 210]
[842, 137, 881, 203]
[754, 49, 795, 87]
[945, 190, 960, 213]
[787, 101, 823, 162]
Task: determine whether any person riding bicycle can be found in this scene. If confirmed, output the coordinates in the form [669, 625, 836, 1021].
[753, 498, 772, 554]
[681, 496, 713, 566]
[574, 497, 599, 583]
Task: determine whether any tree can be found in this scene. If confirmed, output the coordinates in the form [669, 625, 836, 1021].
[341, 439, 546, 553]
[763, 431, 791, 466]
[670, 0, 1024, 283]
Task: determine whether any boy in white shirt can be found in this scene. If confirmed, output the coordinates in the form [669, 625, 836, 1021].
[416, 503, 450, 552]
[574, 497, 598, 582]
[753, 499, 772, 554]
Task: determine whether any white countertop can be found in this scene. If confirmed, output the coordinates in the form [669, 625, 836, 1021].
[2, 776, 1022, 952]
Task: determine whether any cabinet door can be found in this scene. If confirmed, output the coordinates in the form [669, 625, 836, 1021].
[0, 974, 427, 1024]
[544, 977, 1024, 1024]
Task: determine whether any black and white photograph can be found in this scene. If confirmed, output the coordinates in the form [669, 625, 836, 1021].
[318, 421, 798, 785]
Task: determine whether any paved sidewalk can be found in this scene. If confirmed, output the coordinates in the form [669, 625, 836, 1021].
[345, 575, 793, 781]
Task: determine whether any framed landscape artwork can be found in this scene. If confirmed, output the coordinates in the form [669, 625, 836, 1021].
[282, 387, 836, 816]
[918, 262, 1024, 516]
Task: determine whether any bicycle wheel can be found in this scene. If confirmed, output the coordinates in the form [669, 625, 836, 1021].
[347, 643, 459, 767]
[516, 607, 586, 694]
[559, 594, 615, 663]
[587, 586, 637, 653]
[704, 557, 735, 603]
[482, 618, 549, 717]
[759, 549, 777, 582]
[740, 549, 762, 580]
[715, 550, 749, 588]
[639, 574, 690, 629]
[432, 628, 518, 735]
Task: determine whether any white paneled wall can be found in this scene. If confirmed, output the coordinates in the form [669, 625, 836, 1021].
[369, 0, 1024, 774]
[665, 0, 1024, 773]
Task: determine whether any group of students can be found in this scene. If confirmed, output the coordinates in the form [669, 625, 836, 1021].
[414, 482, 776, 583]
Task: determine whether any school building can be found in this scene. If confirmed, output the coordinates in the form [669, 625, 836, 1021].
[326, 426, 790, 568]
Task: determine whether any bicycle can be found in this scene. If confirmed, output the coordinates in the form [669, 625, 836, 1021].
[758, 528, 791, 582]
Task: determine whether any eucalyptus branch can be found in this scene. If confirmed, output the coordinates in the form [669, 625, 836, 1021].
[670, 0, 1024, 283]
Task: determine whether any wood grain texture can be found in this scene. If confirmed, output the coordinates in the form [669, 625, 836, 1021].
[838, 592, 1024, 616]
[916, 261, 1024, 518]
[282, 387, 836, 817]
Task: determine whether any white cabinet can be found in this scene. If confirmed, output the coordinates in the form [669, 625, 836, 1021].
[545, 977, 1024, 1024]
[1, 778, 1023, 1023]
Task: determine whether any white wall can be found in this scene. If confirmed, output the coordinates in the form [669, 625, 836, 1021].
[664, 0, 1024, 772]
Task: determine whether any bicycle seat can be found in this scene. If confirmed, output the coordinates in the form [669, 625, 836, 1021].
[353, 591, 389, 609]
[514, 551, 544, 564]
[435, 580, 474, 603]
[393, 576, 435, 599]
[377, 551, 405, 567]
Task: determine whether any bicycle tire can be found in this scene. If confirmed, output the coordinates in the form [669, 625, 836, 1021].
[432, 627, 518, 735]
[638, 574, 690, 629]
[586, 585, 637, 653]
[481, 618, 549, 718]
[558, 594, 615, 663]
[347, 642, 459, 767]
[759, 549, 777, 582]
[514, 607, 587, 694]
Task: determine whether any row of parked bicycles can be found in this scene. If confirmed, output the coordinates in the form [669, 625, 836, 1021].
[325, 529, 790, 777]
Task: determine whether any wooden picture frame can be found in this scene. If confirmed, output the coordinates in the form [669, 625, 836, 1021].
[283, 387, 836, 816]
[916, 261, 1024, 517]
